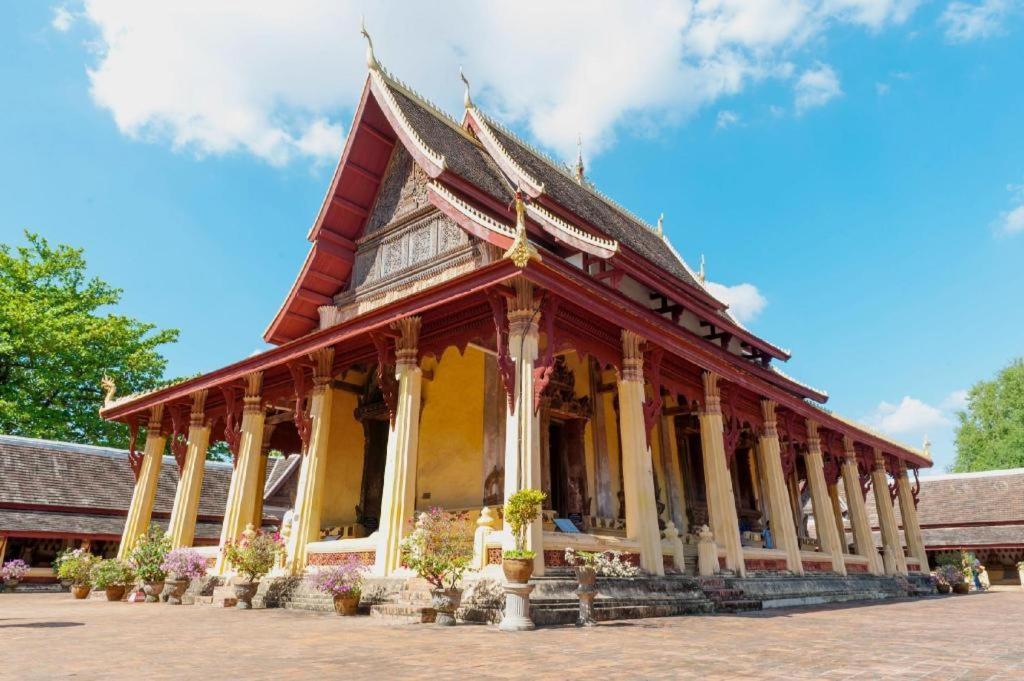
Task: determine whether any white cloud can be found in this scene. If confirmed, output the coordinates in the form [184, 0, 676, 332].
[994, 182, 1024, 236]
[51, 6, 75, 32]
[939, 389, 969, 411]
[716, 110, 740, 129]
[705, 281, 767, 324]
[66, 1, 919, 165]
[869, 396, 951, 435]
[794, 63, 843, 113]
[940, 0, 1017, 42]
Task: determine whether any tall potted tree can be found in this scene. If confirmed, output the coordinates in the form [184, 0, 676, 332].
[128, 524, 171, 602]
[400, 508, 474, 626]
[502, 489, 546, 583]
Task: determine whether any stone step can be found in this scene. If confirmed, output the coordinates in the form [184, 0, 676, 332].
[369, 603, 436, 623]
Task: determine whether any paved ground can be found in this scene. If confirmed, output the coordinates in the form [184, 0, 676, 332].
[1, 590, 1021, 680]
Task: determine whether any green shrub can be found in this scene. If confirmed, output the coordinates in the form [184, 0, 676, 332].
[503, 488, 546, 560]
[128, 524, 172, 582]
[91, 559, 135, 589]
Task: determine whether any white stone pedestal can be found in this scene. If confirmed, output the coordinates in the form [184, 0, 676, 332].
[499, 582, 536, 632]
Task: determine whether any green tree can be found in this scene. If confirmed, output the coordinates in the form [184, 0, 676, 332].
[0, 231, 178, 447]
[952, 358, 1024, 472]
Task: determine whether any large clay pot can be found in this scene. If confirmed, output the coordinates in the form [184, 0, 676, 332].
[71, 584, 91, 599]
[333, 592, 360, 616]
[105, 585, 127, 601]
[502, 557, 535, 584]
[4, 580, 18, 593]
[952, 582, 970, 595]
[234, 581, 259, 609]
[430, 587, 463, 626]
[936, 582, 952, 594]
[142, 580, 165, 603]
[165, 578, 190, 605]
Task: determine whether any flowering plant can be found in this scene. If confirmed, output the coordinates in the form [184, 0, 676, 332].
[128, 524, 172, 582]
[309, 557, 365, 598]
[91, 559, 135, 589]
[161, 548, 208, 581]
[564, 548, 641, 578]
[55, 549, 98, 586]
[400, 508, 474, 590]
[1, 559, 29, 581]
[936, 564, 965, 586]
[223, 531, 284, 582]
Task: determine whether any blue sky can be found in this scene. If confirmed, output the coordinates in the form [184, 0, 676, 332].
[2, 2, 1022, 471]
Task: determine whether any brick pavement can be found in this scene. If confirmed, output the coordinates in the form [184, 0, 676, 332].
[1, 590, 1021, 680]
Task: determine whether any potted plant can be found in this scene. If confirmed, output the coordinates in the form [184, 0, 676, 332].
[91, 559, 135, 601]
[932, 569, 952, 594]
[564, 548, 641, 626]
[1, 559, 30, 592]
[222, 530, 284, 609]
[937, 564, 967, 594]
[400, 508, 474, 626]
[502, 489, 546, 583]
[308, 557, 365, 616]
[160, 548, 207, 605]
[128, 524, 171, 602]
[56, 549, 97, 599]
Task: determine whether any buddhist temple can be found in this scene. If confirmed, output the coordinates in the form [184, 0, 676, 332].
[98, 35, 936, 615]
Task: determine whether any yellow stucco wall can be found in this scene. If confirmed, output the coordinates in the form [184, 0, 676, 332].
[600, 367, 623, 516]
[321, 387, 366, 527]
[564, 351, 597, 515]
[415, 345, 485, 511]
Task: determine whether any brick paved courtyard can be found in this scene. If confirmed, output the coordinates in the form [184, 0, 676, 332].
[1, 590, 1021, 680]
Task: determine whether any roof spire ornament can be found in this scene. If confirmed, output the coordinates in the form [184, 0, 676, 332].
[922, 435, 932, 456]
[360, 16, 380, 72]
[698, 253, 706, 284]
[574, 134, 585, 184]
[502, 190, 540, 268]
[459, 66, 473, 109]
[656, 212, 664, 237]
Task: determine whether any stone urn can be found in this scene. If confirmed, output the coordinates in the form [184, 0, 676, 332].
[164, 578, 190, 605]
[430, 587, 463, 626]
[952, 582, 970, 595]
[333, 592, 360, 616]
[4, 580, 18, 593]
[502, 557, 535, 584]
[234, 581, 259, 609]
[105, 585, 127, 601]
[936, 582, 952, 594]
[142, 580, 165, 603]
[575, 566, 598, 627]
[71, 584, 91, 599]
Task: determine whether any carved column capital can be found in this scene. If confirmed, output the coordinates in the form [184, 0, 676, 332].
[701, 372, 721, 415]
[620, 330, 645, 383]
[872, 447, 886, 471]
[842, 435, 856, 460]
[506, 278, 539, 338]
[147, 404, 165, 437]
[189, 389, 208, 427]
[310, 347, 336, 392]
[242, 371, 264, 414]
[806, 419, 821, 451]
[760, 399, 778, 438]
[391, 317, 421, 369]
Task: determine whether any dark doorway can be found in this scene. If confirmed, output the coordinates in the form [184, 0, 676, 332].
[357, 419, 389, 532]
[548, 418, 587, 526]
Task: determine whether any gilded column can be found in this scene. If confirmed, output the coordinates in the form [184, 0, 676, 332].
[167, 391, 211, 548]
[872, 449, 908, 575]
[284, 349, 336, 575]
[374, 319, 423, 576]
[616, 330, 664, 576]
[214, 372, 267, 575]
[895, 460, 929, 571]
[756, 401, 803, 575]
[502, 280, 545, 576]
[118, 405, 166, 559]
[804, 422, 846, 575]
[840, 438, 883, 575]
[697, 373, 745, 577]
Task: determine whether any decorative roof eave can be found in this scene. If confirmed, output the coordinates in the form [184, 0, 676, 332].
[525, 202, 618, 259]
[829, 412, 931, 465]
[427, 181, 516, 248]
[464, 108, 544, 198]
[367, 69, 447, 177]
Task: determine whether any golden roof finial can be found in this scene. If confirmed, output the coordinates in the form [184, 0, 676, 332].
[100, 375, 116, 407]
[698, 253, 706, 284]
[360, 16, 380, 72]
[574, 134, 585, 184]
[459, 66, 473, 109]
[503, 190, 540, 268]
[656, 212, 664, 237]
[922, 435, 932, 456]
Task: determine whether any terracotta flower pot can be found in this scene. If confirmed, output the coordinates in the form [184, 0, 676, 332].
[165, 578, 190, 605]
[430, 587, 463, 626]
[502, 557, 535, 584]
[936, 583, 952, 594]
[142, 580, 165, 603]
[333, 593, 360, 616]
[4, 580, 19, 592]
[71, 584, 91, 599]
[105, 585, 127, 601]
[952, 582, 970, 595]
[234, 581, 259, 609]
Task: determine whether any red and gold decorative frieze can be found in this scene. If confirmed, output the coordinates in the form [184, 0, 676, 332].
[308, 551, 376, 567]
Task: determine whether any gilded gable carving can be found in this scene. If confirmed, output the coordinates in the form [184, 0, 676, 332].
[365, 146, 429, 236]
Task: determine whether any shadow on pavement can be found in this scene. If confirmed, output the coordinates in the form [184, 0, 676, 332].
[0, 621, 85, 629]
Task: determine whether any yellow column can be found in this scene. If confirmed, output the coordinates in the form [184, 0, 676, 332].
[214, 372, 266, 575]
[872, 449, 908, 575]
[167, 391, 211, 548]
[285, 349, 335, 575]
[895, 461, 929, 571]
[697, 373, 745, 576]
[828, 482, 846, 553]
[756, 401, 803, 575]
[840, 439, 883, 575]
[251, 422, 276, 530]
[501, 280, 545, 576]
[804, 422, 846, 575]
[374, 319, 423, 576]
[118, 405, 166, 560]
[616, 331, 664, 576]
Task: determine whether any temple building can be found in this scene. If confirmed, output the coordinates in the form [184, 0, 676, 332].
[98, 37, 934, 602]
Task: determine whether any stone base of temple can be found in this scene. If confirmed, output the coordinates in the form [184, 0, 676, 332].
[718, 572, 933, 611]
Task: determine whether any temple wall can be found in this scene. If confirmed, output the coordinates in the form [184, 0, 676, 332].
[320, 388, 365, 527]
[564, 351, 597, 516]
[415, 345, 485, 511]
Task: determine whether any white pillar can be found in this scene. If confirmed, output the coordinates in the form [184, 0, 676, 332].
[804, 421, 846, 575]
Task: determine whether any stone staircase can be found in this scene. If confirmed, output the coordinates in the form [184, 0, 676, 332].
[369, 578, 437, 623]
[715, 573, 913, 610]
[696, 576, 761, 612]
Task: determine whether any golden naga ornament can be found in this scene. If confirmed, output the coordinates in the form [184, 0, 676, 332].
[502, 194, 539, 268]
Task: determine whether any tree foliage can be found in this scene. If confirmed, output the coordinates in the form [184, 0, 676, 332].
[952, 359, 1024, 472]
[0, 231, 178, 447]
